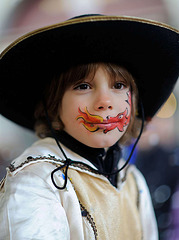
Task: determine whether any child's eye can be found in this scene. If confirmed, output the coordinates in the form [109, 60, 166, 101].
[74, 83, 91, 90]
[113, 82, 126, 90]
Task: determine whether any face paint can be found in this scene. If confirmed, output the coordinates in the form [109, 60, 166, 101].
[76, 106, 131, 134]
[126, 91, 132, 106]
[76, 90, 132, 134]
[76, 107, 103, 132]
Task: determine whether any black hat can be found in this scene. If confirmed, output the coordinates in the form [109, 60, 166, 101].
[0, 15, 179, 130]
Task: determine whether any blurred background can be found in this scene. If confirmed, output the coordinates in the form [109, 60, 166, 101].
[0, 0, 179, 239]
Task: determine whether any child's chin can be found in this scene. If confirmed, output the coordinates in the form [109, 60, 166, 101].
[81, 131, 122, 148]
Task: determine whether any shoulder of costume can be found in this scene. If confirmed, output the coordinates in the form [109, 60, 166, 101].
[7, 138, 62, 175]
[7, 137, 98, 176]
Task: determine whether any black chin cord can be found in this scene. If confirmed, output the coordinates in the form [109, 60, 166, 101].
[44, 100, 145, 190]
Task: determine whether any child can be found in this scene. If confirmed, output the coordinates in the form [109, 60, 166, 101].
[0, 14, 178, 240]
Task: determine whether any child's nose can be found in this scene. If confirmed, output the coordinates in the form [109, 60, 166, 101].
[94, 92, 113, 111]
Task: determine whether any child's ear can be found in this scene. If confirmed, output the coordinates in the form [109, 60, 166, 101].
[52, 121, 61, 131]
[52, 116, 64, 131]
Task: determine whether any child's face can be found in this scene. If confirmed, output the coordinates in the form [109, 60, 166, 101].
[60, 65, 131, 148]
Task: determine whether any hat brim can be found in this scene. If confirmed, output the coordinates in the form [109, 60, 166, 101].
[0, 15, 179, 130]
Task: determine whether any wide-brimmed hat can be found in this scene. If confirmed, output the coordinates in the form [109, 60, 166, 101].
[0, 14, 179, 130]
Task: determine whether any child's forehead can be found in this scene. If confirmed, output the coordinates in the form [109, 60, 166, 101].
[88, 65, 128, 82]
[69, 63, 131, 84]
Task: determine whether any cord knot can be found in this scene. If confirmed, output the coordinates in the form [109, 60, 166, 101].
[51, 158, 74, 190]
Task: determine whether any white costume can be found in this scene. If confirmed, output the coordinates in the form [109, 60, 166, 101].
[0, 138, 158, 240]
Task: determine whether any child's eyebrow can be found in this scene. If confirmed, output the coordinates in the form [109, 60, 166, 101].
[74, 73, 95, 84]
[70, 77, 93, 89]
[110, 74, 129, 86]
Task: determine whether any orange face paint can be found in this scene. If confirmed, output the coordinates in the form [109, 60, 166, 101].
[76, 107, 104, 132]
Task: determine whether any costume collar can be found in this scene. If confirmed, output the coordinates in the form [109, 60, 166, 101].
[56, 131, 122, 187]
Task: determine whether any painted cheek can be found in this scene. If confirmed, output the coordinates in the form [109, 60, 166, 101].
[127, 91, 132, 107]
[102, 90, 132, 134]
[76, 107, 103, 132]
[103, 108, 131, 134]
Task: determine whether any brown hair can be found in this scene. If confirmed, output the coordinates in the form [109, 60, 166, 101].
[34, 63, 142, 145]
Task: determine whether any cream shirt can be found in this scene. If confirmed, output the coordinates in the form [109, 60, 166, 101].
[0, 138, 158, 240]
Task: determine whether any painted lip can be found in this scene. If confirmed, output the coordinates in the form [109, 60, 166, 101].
[88, 122, 120, 128]
[90, 122, 119, 132]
